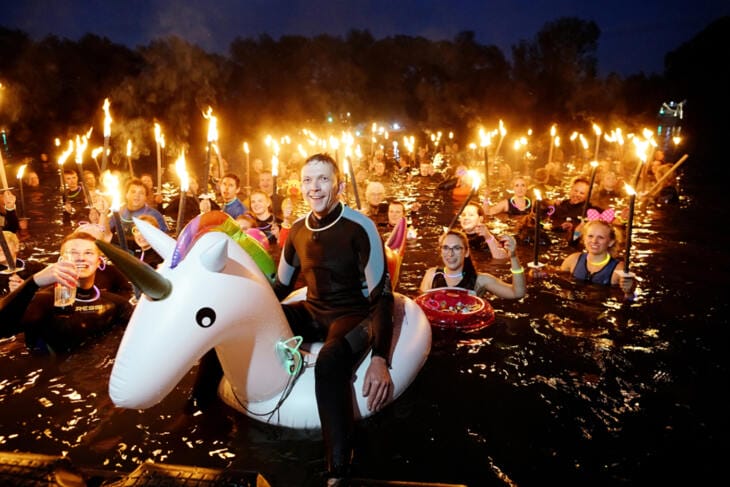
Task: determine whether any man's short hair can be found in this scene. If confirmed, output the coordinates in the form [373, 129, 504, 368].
[60, 231, 99, 250]
[222, 173, 241, 187]
[125, 177, 148, 196]
[304, 153, 340, 183]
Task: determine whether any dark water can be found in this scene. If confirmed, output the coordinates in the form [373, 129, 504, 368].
[1, 161, 727, 486]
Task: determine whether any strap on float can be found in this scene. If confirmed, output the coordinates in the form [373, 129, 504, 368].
[276, 336, 303, 376]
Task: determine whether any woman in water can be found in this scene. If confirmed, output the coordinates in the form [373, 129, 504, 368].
[531, 218, 636, 293]
[419, 229, 526, 299]
[457, 202, 509, 259]
[246, 189, 282, 247]
[485, 176, 532, 216]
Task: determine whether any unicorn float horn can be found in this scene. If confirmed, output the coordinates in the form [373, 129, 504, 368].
[96, 240, 172, 300]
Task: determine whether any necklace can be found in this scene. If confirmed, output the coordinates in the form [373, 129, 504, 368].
[120, 207, 145, 223]
[304, 203, 344, 233]
[75, 285, 101, 303]
[254, 214, 274, 230]
[590, 253, 611, 267]
[510, 196, 531, 210]
[444, 271, 463, 278]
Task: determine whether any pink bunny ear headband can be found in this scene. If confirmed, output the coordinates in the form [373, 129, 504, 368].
[586, 208, 615, 223]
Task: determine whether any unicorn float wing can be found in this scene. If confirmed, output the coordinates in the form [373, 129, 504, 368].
[99, 211, 431, 429]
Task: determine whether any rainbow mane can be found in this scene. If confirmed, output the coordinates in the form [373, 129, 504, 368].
[171, 211, 276, 282]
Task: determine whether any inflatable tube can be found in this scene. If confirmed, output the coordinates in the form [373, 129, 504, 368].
[245, 228, 270, 250]
[107, 223, 432, 430]
[219, 289, 432, 429]
[415, 287, 495, 332]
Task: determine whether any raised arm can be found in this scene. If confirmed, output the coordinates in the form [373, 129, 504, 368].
[418, 267, 437, 293]
[484, 198, 508, 216]
[475, 235, 526, 299]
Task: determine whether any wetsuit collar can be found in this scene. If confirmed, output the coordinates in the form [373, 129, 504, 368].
[308, 202, 343, 230]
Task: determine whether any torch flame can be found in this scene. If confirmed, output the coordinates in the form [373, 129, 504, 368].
[203, 107, 218, 143]
[102, 171, 121, 211]
[126, 139, 132, 157]
[498, 120, 506, 137]
[579, 134, 589, 150]
[243, 142, 249, 154]
[468, 170, 480, 191]
[534, 188, 542, 201]
[58, 140, 74, 167]
[592, 123, 602, 136]
[624, 183, 636, 197]
[75, 134, 88, 164]
[329, 136, 340, 151]
[17, 164, 27, 180]
[176, 150, 189, 192]
[297, 144, 308, 159]
[633, 138, 649, 162]
[550, 124, 557, 137]
[102, 98, 112, 137]
[272, 155, 279, 177]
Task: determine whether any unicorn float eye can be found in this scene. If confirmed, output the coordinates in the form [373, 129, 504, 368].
[196, 307, 216, 328]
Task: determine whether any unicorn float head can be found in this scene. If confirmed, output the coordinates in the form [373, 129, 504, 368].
[98, 211, 431, 428]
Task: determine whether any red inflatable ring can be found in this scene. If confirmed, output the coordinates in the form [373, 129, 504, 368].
[415, 287, 495, 332]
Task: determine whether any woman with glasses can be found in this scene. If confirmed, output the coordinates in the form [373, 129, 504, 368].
[419, 229, 526, 299]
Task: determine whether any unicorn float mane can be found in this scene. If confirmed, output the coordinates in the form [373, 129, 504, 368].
[171, 211, 276, 282]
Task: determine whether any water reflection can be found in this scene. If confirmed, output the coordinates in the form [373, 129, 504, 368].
[0, 165, 726, 486]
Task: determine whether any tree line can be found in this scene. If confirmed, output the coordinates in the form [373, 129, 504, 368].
[0, 16, 727, 171]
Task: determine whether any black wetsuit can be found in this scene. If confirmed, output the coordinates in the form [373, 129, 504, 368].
[0, 258, 47, 296]
[62, 186, 89, 226]
[553, 199, 603, 228]
[248, 212, 282, 247]
[0, 277, 132, 354]
[274, 202, 394, 476]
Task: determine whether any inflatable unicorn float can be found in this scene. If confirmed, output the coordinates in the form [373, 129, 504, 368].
[98, 211, 431, 429]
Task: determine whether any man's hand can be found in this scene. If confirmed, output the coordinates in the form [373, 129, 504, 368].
[8, 273, 23, 292]
[362, 356, 393, 412]
[33, 261, 78, 288]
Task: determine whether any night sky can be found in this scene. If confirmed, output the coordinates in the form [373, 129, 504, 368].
[3, 0, 729, 76]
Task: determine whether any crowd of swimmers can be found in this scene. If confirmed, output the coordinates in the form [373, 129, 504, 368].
[0, 142, 682, 484]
